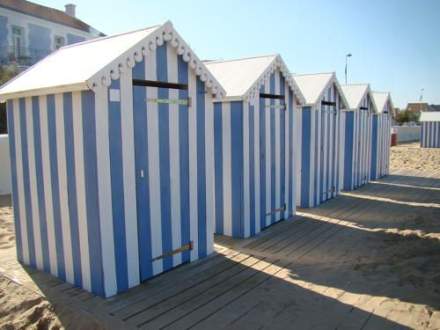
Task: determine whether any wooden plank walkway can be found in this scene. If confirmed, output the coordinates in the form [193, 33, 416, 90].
[2, 170, 440, 329]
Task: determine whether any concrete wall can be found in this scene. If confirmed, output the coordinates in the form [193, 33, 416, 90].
[393, 126, 420, 143]
[0, 134, 11, 195]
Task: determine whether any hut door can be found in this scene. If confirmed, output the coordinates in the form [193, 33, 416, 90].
[132, 79, 191, 282]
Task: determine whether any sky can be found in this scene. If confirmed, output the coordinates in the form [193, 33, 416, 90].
[41, 0, 440, 108]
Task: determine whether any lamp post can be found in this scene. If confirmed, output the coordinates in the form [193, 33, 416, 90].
[345, 53, 352, 84]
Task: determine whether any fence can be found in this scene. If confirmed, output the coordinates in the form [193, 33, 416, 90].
[393, 125, 420, 143]
[0, 134, 11, 195]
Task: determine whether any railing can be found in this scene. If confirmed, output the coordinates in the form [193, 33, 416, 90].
[0, 46, 53, 67]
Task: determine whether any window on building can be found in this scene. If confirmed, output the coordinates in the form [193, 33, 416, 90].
[54, 35, 65, 49]
[11, 25, 24, 58]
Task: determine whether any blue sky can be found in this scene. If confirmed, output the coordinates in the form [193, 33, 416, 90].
[42, 0, 439, 108]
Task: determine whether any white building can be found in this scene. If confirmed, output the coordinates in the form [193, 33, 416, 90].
[0, 0, 103, 67]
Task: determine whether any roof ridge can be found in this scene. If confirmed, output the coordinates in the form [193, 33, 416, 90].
[293, 71, 335, 77]
[60, 24, 162, 50]
[204, 54, 278, 64]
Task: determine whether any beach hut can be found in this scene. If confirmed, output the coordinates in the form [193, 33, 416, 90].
[204, 55, 305, 238]
[371, 92, 393, 179]
[0, 21, 225, 297]
[293, 73, 349, 208]
[340, 84, 377, 190]
[420, 112, 440, 148]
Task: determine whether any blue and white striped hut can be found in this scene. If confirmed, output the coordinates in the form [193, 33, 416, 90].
[204, 55, 305, 238]
[292, 73, 349, 208]
[340, 84, 377, 190]
[420, 112, 440, 148]
[370, 92, 393, 179]
[0, 21, 225, 297]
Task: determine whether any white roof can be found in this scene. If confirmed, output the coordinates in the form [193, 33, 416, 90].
[420, 111, 440, 122]
[204, 55, 305, 104]
[0, 21, 225, 101]
[372, 91, 393, 114]
[340, 83, 377, 112]
[292, 72, 349, 108]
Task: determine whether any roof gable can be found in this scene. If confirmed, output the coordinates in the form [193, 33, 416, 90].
[372, 91, 393, 114]
[341, 84, 377, 112]
[292, 72, 349, 109]
[0, 21, 225, 101]
[204, 55, 305, 104]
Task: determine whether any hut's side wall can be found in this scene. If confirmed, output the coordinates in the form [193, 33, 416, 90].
[7, 41, 215, 297]
[343, 95, 373, 191]
[297, 84, 342, 208]
[213, 69, 296, 238]
[421, 122, 440, 148]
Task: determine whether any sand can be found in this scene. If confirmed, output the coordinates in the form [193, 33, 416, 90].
[390, 142, 440, 172]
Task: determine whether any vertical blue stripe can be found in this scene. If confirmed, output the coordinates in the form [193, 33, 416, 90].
[196, 78, 207, 257]
[178, 55, 191, 263]
[108, 78, 128, 292]
[314, 109, 319, 206]
[344, 112, 354, 190]
[300, 106, 311, 208]
[47, 95, 65, 280]
[63, 93, 82, 287]
[331, 93, 337, 195]
[320, 109, 325, 202]
[259, 86, 266, 228]
[19, 98, 36, 267]
[156, 44, 173, 270]
[269, 74, 275, 223]
[214, 102, 224, 235]
[31, 96, 50, 273]
[248, 103, 255, 236]
[81, 90, 104, 296]
[133, 59, 153, 281]
[230, 101, 244, 237]
[279, 75, 285, 219]
[7, 101, 23, 262]
[288, 91, 294, 215]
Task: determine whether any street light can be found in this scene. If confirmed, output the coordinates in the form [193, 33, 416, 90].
[345, 53, 352, 84]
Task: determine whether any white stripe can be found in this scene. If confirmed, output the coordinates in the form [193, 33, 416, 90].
[254, 98, 261, 233]
[313, 106, 319, 206]
[72, 91, 91, 292]
[146, 49, 163, 274]
[120, 68, 140, 287]
[265, 77, 271, 226]
[167, 45, 182, 265]
[39, 96, 58, 276]
[55, 93, 74, 284]
[284, 86, 290, 218]
[204, 91, 215, 254]
[25, 97, 43, 270]
[274, 72, 281, 220]
[188, 68, 198, 261]
[222, 102, 232, 236]
[94, 85, 117, 297]
[295, 106, 302, 206]
[14, 99, 30, 264]
[243, 101, 250, 237]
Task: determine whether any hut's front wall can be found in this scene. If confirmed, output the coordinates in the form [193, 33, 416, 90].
[7, 41, 215, 297]
[421, 122, 440, 148]
[343, 95, 373, 190]
[371, 102, 391, 179]
[296, 84, 343, 208]
[213, 70, 296, 238]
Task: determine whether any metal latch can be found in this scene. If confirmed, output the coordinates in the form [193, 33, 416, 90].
[152, 242, 193, 261]
[265, 204, 286, 216]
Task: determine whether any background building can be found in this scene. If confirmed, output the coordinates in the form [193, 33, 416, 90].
[0, 0, 104, 67]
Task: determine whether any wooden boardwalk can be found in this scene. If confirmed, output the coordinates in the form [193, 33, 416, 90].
[2, 169, 440, 329]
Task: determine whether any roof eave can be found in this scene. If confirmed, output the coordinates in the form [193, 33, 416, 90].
[0, 82, 89, 103]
